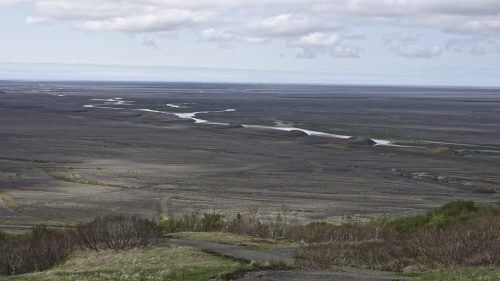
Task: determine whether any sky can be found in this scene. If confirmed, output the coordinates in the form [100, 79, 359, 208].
[1, 0, 500, 86]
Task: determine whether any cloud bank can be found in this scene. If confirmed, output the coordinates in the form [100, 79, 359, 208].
[14, 0, 500, 58]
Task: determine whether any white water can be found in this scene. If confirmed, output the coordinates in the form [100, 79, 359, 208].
[242, 125, 405, 147]
[135, 108, 234, 125]
[136, 109, 165, 114]
[175, 109, 235, 125]
[91, 98, 135, 106]
[85, 101, 402, 147]
[166, 103, 188, 109]
[242, 124, 351, 139]
[371, 139, 407, 147]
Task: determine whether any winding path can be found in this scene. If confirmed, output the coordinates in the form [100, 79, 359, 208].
[168, 238, 295, 266]
[168, 239, 410, 281]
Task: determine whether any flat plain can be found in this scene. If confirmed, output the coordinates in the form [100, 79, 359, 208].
[0, 81, 499, 225]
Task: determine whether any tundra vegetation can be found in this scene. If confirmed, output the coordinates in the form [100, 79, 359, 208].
[0, 200, 499, 280]
[159, 200, 500, 278]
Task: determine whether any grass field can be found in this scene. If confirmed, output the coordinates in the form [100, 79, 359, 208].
[0, 192, 22, 213]
[0, 246, 251, 281]
[45, 170, 127, 188]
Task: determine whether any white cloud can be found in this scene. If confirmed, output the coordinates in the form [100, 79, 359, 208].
[446, 37, 496, 56]
[331, 45, 361, 58]
[200, 28, 235, 41]
[75, 10, 208, 32]
[293, 32, 341, 47]
[20, 0, 500, 59]
[384, 33, 442, 59]
[248, 14, 323, 37]
[0, 0, 28, 7]
[290, 32, 360, 58]
[451, 19, 500, 35]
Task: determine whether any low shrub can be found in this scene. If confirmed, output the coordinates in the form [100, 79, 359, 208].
[0, 231, 8, 242]
[159, 211, 226, 233]
[0, 226, 74, 276]
[200, 213, 226, 232]
[288, 222, 395, 243]
[387, 214, 429, 234]
[1, 215, 161, 276]
[296, 215, 500, 271]
[386, 200, 500, 234]
[77, 215, 160, 251]
[226, 212, 271, 238]
[162, 209, 394, 243]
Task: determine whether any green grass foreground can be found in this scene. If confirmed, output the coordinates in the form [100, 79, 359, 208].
[0, 246, 251, 281]
[411, 266, 500, 281]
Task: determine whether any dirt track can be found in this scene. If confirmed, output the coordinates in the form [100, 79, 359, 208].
[168, 239, 408, 281]
[232, 270, 407, 281]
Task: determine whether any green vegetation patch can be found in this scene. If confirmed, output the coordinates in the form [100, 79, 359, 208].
[378, 200, 500, 234]
[0, 221, 76, 229]
[0, 246, 251, 281]
[412, 266, 500, 281]
[297, 201, 500, 272]
[0, 157, 50, 164]
[0, 192, 22, 212]
[45, 170, 127, 188]
[169, 232, 299, 249]
[0, 169, 19, 180]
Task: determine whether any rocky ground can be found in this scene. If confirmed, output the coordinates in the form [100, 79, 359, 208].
[0, 81, 499, 226]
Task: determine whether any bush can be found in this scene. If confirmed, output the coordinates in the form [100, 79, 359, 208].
[388, 214, 429, 234]
[159, 211, 226, 233]
[435, 200, 478, 217]
[296, 215, 500, 271]
[0, 226, 74, 276]
[1, 215, 161, 276]
[77, 215, 160, 251]
[386, 200, 500, 234]
[287, 222, 394, 243]
[161, 209, 393, 243]
[199, 213, 226, 232]
[0, 231, 8, 242]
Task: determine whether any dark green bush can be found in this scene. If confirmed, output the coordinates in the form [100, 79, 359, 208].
[159, 211, 226, 233]
[385, 200, 500, 234]
[159, 219, 184, 233]
[297, 215, 500, 271]
[0, 231, 7, 242]
[388, 214, 429, 234]
[434, 200, 478, 217]
[199, 213, 225, 232]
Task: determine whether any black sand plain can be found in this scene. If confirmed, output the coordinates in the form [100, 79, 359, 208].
[0, 81, 499, 225]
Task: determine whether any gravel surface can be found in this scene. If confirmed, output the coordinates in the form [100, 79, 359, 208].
[231, 270, 408, 281]
[169, 238, 295, 266]
[170, 239, 411, 281]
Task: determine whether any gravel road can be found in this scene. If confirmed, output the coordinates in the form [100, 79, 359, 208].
[169, 239, 410, 281]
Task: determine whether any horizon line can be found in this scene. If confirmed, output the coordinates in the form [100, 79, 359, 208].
[2, 61, 500, 89]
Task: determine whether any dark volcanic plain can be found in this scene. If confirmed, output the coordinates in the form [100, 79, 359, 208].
[0, 81, 499, 225]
